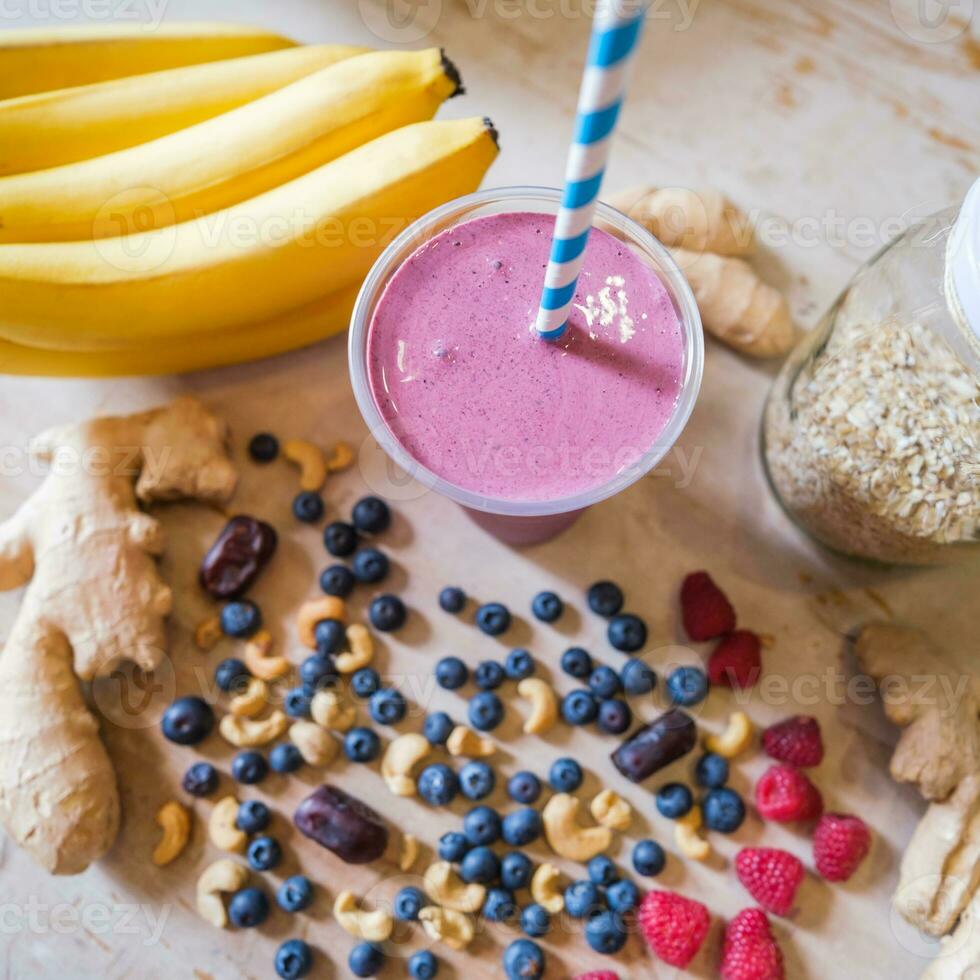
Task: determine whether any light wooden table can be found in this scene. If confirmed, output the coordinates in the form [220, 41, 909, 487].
[0, 1, 977, 977]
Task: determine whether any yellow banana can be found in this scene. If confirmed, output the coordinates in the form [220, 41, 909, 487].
[0, 286, 360, 377]
[0, 48, 462, 243]
[0, 22, 295, 99]
[0, 44, 370, 176]
[0, 116, 499, 351]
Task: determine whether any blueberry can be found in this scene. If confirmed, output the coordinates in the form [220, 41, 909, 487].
[299, 654, 337, 691]
[369, 687, 406, 725]
[501, 851, 533, 891]
[460, 845, 500, 884]
[424, 711, 454, 746]
[408, 950, 440, 980]
[292, 490, 324, 523]
[182, 761, 218, 797]
[607, 612, 647, 652]
[438, 831, 470, 862]
[214, 657, 249, 693]
[320, 563, 355, 597]
[350, 667, 381, 699]
[587, 580, 624, 617]
[220, 599, 262, 638]
[464, 805, 502, 846]
[474, 660, 506, 690]
[247, 835, 282, 872]
[621, 658, 657, 696]
[348, 942, 384, 978]
[597, 698, 633, 735]
[633, 839, 666, 877]
[313, 617, 346, 655]
[607, 878, 639, 912]
[482, 888, 517, 923]
[439, 586, 467, 613]
[275, 938, 313, 980]
[351, 495, 391, 534]
[585, 909, 628, 955]
[666, 665, 709, 707]
[343, 727, 381, 763]
[521, 903, 551, 938]
[503, 939, 545, 980]
[702, 787, 746, 833]
[227, 887, 269, 928]
[587, 855, 617, 887]
[695, 752, 730, 788]
[418, 764, 459, 806]
[232, 750, 268, 784]
[475, 602, 511, 636]
[505, 648, 535, 680]
[561, 689, 599, 726]
[323, 521, 358, 557]
[435, 656, 469, 690]
[589, 665, 622, 700]
[656, 782, 694, 819]
[502, 808, 542, 847]
[236, 799, 270, 833]
[564, 880, 602, 919]
[561, 646, 594, 679]
[468, 689, 505, 731]
[394, 886, 426, 921]
[161, 696, 214, 745]
[276, 875, 314, 912]
[352, 547, 389, 584]
[549, 757, 583, 793]
[284, 686, 312, 718]
[459, 761, 496, 800]
[507, 771, 542, 805]
[248, 432, 279, 462]
[531, 590, 563, 623]
[369, 593, 406, 632]
[269, 742, 303, 773]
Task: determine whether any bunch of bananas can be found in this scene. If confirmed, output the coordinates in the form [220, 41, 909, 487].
[0, 23, 499, 376]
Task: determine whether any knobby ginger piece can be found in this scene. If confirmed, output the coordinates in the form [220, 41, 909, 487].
[920, 898, 980, 978]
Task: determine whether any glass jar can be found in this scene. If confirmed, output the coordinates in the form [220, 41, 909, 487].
[763, 180, 980, 565]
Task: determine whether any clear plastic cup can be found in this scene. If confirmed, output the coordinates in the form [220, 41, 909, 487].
[348, 186, 704, 546]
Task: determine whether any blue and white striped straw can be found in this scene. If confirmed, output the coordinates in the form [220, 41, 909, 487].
[534, 0, 646, 340]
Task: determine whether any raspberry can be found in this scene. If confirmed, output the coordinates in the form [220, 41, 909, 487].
[680, 571, 736, 641]
[734, 848, 805, 916]
[755, 765, 823, 822]
[721, 908, 785, 980]
[573, 974, 619, 980]
[707, 630, 762, 689]
[762, 716, 824, 768]
[813, 813, 872, 882]
[637, 890, 710, 968]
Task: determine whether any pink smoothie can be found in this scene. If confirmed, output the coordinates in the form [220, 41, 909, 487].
[366, 211, 685, 502]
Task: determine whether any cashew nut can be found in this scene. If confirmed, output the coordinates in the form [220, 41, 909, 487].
[298, 596, 347, 648]
[381, 733, 431, 796]
[530, 863, 565, 913]
[196, 858, 249, 928]
[704, 710, 754, 759]
[399, 834, 419, 872]
[326, 440, 355, 472]
[152, 801, 191, 866]
[220, 709, 288, 748]
[517, 677, 558, 735]
[208, 796, 247, 853]
[675, 806, 711, 861]
[590, 788, 633, 831]
[446, 725, 495, 758]
[542, 793, 613, 862]
[229, 675, 268, 717]
[194, 616, 222, 651]
[419, 906, 474, 950]
[336, 622, 374, 673]
[423, 861, 486, 913]
[242, 629, 289, 681]
[289, 720, 339, 765]
[311, 689, 357, 731]
[283, 438, 327, 491]
[333, 891, 393, 942]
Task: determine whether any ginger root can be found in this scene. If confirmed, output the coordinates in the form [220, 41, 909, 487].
[0, 396, 236, 874]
